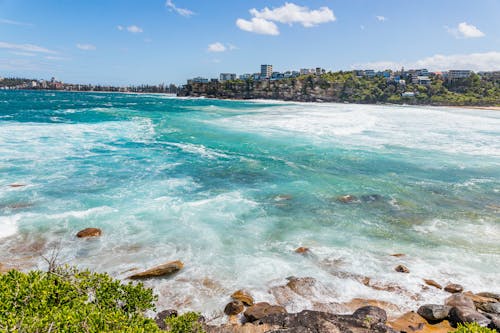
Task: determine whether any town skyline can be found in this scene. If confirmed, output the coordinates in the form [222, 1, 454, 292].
[1, 0, 499, 85]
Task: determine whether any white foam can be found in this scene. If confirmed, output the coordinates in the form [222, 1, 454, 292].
[0, 215, 19, 239]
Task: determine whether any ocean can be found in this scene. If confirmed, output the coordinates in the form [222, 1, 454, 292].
[0, 90, 499, 317]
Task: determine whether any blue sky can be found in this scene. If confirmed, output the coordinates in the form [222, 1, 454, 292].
[1, 0, 499, 85]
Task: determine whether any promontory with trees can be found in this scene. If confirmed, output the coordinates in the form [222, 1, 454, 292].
[178, 70, 500, 107]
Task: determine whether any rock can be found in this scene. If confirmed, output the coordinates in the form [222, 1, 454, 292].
[463, 291, 498, 305]
[485, 313, 500, 331]
[476, 292, 500, 302]
[274, 195, 292, 202]
[388, 311, 453, 333]
[448, 306, 491, 327]
[444, 283, 464, 294]
[445, 294, 475, 309]
[286, 276, 316, 295]
[224, 300, 245, 316]
[8, 184, 26, 188]
[294, 247, 310, 254]
[76, 228, 102, 238]
[477, 302, 500, 314]
[423, 279, 443, 289]
[390, 253, 405, 257]
[155, 309, 177, 330]
[352, 306, 387, 325]
[244, 302, 286, 322]
[360, 194, 383, 202]
[395, 264, 410, 273]
[342, 298, 401, 315]
[337, 195, 358, 204]
[231, 290, 254, 306]
[417, 304, 451, 322]
[129, 260, 183, 279]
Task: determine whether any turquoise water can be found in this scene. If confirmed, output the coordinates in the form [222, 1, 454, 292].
[1, 90, 499, 315]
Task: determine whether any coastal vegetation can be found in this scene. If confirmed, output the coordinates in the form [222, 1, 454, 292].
[179, 71, 500, 106]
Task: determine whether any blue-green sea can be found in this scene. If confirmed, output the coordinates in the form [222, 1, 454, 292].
[1, 90, 499, 316]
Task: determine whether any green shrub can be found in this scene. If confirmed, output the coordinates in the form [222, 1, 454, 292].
[165, 312, 205, 333]
[453, 322, 496, 333]
[0, 266, 161, 332]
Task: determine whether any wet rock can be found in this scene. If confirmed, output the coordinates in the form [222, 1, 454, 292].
[294, 247, 310, 254]
[337, 195, 358, 204]
[477, 302, 500, 314]
[244, 302, 286, 322]
[129, 260, 183, 279]
[8, 184, 26, 188]
[390, 253, 405, 257]
[204, 322, 275, 333]
[423, 279, 443, 289]
[395, 264, 410, 273]
[155, 309, 177, 330]
[274, 194, 292, 202]
[388, 311, 453, 333]
[286, 276, 317, 295]
[231, 290, 254, 306]
[417, 304, 451, 322]
[76, 228, 102, 238]
[224, 300, 245, 316]
[352, 306, 387, 325]
[445, 294, 475, 309]
[463, 291, 498, 305]
[448, 306, 491, 327]
[360, 194, 383, 202]
[342, 298, 401, 315]
[485, 313, 500, 331]
[444, 283, 463, 294]
[477, 292, 500, 302]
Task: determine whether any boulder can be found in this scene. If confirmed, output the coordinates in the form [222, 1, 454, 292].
[477, 302, 500, 314]
[388, 311, 453, 333]
[76, 228, 102, 238]
[463, 291, 498, 305]
[445, 294, 475, 309]
[448, 307, 491, 327]
[129, 260, 183, 279]
[155, 309, 178, 330]
[224, 300, 245, 316]
[395, 264, 410, 273]
[476, 292, 500, 302]
[352, 306, 387, 325]
[485, 313, 500, 331]
[231, 290, 254, 306]
[423, 279, 443, 289]
[8, 184, 26, 188]
[294, 247, 310, 254]
[417, 304, 451, 322]
[244, 302, 286, 322]
[286, 276, 317, 295]
[444, 283, 463, 294]
[337, 195, 358, 204]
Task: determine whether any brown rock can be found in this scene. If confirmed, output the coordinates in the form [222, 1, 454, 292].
[477, 302, 500, 314]
[244, 302, 286, 322]
[231, 290, 254, 306]
[388, 311, 454, 333]
[294, 247, 310, 254]
[337, 195, 358, 203]
[444, 283, 463, 294]
[129, 260, 183, 279]
[424, 279, 443, 289]
[224, 300, 245, 316]
[445, 294, 475, 309]
[8, 184, 26, 188]
[155, 309, 177, 330]
[463, 291, 498, 305]
[395, 264, 410, 273]
[286, 276, 316, 295]
[476, 292, 500, 302]
[390, 253, 406, 257]
[76, 228, 102, 238]
[417, 304, 451, 322]
[342, 298, 401, 315]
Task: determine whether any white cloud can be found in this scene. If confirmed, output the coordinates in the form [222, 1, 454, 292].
[376, 16, 387, 22]
[352, 51, 500, 72]
[10, 51, 36, 57]
[165, 0, 194, 17]
[447, 22, 485, 38]
[207, 42, 226, 52]
[45, 56, 68, 61]
[117, 25, 124, 31]
[76, 43, 96, 51]
[228, 43, 238, 51]
[236, 17, 280, 36]
[127, 25, 143, 33]
[0, 18, 33, 26]
[248, 3, 335, 28]
[0, 41, 57, 54]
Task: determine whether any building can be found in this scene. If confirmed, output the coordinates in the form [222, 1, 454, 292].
[239, 74, 251, 80]
[402, 92, 415, 97]
[300, 68, 315, 75]
[412, 76, 431, 85]
[190, 77, 209, 84]
[448, 70, 472, 80]
[315, 68, 326, 75]
[261, 64, 273, 78]
[220, 73, 237, 82]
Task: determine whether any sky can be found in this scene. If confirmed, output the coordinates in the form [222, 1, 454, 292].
[1, 0, 499, 85]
